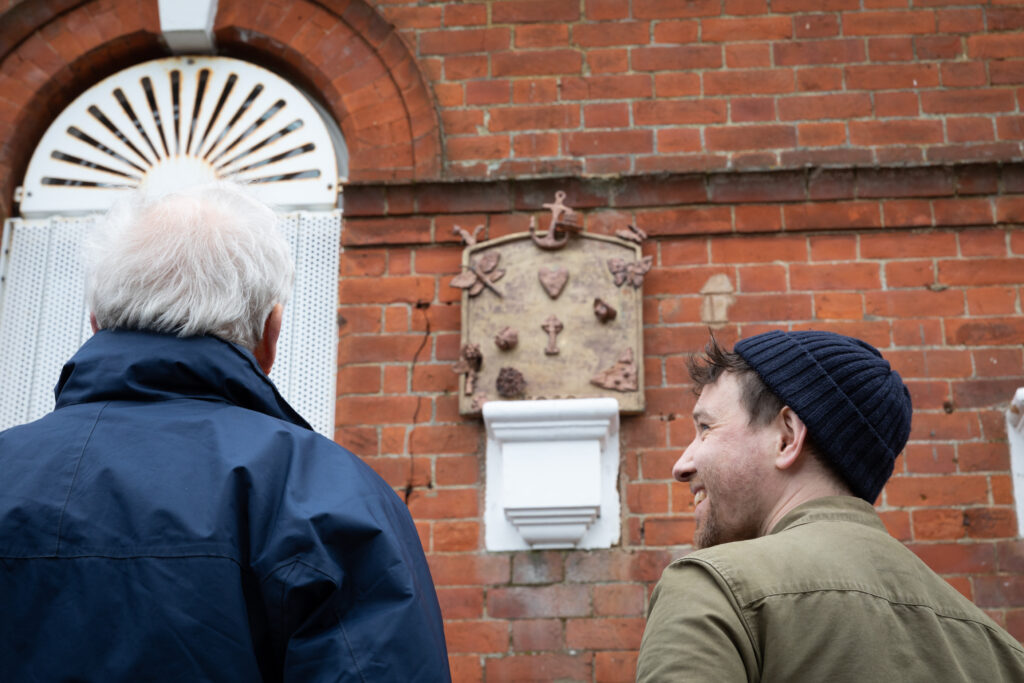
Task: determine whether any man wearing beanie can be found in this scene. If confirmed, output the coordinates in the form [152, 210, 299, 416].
[636, 330, 1024, 682]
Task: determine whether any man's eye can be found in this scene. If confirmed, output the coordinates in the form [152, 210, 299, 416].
[697, 423, 710, 432]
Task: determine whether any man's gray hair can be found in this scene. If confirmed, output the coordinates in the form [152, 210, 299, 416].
[85, 182, 294, 350]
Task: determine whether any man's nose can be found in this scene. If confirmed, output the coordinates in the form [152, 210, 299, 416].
[672, 445, 695, 483]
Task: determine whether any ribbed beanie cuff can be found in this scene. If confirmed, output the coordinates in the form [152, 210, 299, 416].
[734, 330, 912, 503]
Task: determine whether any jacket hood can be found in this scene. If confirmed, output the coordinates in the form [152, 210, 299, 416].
[54, 329, 311, 430]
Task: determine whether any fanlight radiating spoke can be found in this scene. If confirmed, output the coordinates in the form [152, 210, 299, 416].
[20, 57, 344, 217]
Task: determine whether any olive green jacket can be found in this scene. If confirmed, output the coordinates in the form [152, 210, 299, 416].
[636, 496, 1024, 682]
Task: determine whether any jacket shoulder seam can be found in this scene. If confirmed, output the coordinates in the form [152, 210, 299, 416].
[54, 402, 109, 555]
[684, 556, 765, 673]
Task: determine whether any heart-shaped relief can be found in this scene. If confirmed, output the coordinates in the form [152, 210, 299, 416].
[538, 266, 569, 299]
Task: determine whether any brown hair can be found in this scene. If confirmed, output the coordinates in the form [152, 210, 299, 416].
[689, 335, 841, 483]
[687, 335, 784, 427]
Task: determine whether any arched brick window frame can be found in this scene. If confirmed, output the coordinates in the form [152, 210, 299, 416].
[0, 0, 442, 219]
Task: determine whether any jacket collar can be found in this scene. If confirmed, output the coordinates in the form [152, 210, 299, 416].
[54, 329, 311, 430]
[769, 496, 887, 536]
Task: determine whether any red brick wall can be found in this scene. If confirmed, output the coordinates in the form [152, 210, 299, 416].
[3, 1, 1024, 681]
[343, 167, 1024, 679]
[372, 0, 1024, 178]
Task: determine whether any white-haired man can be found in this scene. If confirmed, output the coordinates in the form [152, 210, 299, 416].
[0, 183, 450, 681]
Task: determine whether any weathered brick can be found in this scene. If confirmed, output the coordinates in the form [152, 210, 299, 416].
[953, 378, 1024, 409]
[849, 120, 944, 145]
[865, 290, 963, 318]
[887, 475, 989, 508]
[566, 618, 645, 650]
[420, 27, 510, 55]
[407, 488, 479, 519]
[774, 39, 865, 65]
[492, 0, 580, 23]
[428, 554, 510, 586]
[869, 37, 915, 62]
[489, 585, 591, 618]
[843, 10, 936, 36]
[593, 584, 646, 616]
[437, 587, 485, 620]
[493, 49, 584, 76]
[595, 651, 640, 683]
[706, 124, 797, 151]
[335, 395, 427, 426]
[565, 550, 675, 583]
[642, 516, 695, 545]
[511, 619, 564, 651]
[938, 258, 1021, 286]
[490, 104, 580, 131]
[911, 508, 966, 540]
[703, 16, 792, 41]
[704, 68, 794, 94]
[785, 202, 883, 231]
[444, 620, 509, 653]
[485, 653, 592, 681]
[514, 24, 569, 49]
[565, 129, 653, 155]
[790, 262, 881, 290]
[632, 45, 722, 71]
[922, 90, 1016, 115]
[725, 43, 772, 68]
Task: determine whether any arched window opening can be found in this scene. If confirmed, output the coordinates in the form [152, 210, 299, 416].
[1, 56, 346, 437]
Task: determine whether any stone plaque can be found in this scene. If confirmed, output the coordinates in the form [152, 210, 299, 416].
[455, 230, 645, 415]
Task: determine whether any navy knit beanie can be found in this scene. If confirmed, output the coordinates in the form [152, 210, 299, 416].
[734, 330, 912, 503]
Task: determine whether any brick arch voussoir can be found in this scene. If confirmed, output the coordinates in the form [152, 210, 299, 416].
[215, 0, 441, 183]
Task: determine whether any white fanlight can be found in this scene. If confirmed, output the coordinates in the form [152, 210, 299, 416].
[18, 56, 346, 216]
[2, 57, 345, 438]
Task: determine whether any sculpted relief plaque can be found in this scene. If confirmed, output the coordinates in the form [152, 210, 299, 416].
[452, 192, 647, 416]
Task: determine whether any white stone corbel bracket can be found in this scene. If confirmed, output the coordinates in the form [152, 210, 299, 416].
[483, 398, 621, 551]
[1005, 388, 1024, 537]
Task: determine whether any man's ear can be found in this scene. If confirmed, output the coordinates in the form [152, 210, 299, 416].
[90, 312, 99, 334]
[775, 406, 810, 471]
[253, 304, 283, 375]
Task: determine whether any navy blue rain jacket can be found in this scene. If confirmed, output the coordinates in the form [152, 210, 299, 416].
[0, 330, 450, 681]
